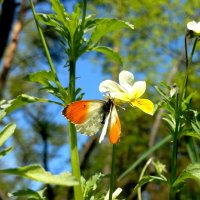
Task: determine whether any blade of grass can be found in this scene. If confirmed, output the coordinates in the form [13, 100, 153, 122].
[118, 134, 172, 181]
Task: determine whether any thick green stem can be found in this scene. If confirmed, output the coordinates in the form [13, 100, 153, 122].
[169, 92, 180, 199]
[170, 36, 198, 199]
[68, 60, 83, 200]
[109, 144, 116, 200]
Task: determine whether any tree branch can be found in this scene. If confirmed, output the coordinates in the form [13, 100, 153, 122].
[0, 0, 26, 97]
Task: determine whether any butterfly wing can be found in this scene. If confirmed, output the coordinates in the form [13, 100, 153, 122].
[99, 104, 121, 144]
[63, 100, 111, 136]
[108, 105, 121, 144]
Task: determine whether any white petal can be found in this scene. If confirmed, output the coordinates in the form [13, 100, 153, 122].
[119, 70, 134, 92]
[112, 188, 123, 199]
[187, 21, 200, 33]
[131, 81, 146, 99]
[99, 80, 126, 94]
[187, 21, 196, 30]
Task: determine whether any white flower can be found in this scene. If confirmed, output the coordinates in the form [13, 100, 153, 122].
[99, 70, 154, 115]
[187, 21, 200, 34]
[104, 188, 123, 200]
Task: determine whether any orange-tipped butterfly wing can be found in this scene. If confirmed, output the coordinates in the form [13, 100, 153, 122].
[108, 105, 121, 144]
[62, 99, 114, 136]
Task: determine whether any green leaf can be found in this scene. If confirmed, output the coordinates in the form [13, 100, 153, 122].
[133, 175, 167, 192]
[180, 130, 200, 140]
[9, 188, 47, 200]
[25, 71, 68, 103]
[92, 46, 123, 66]
[89, 18, 134, 46]
[37, 13, 59, 27]
[162, 113, 176, 132]
[25, 70, 56, 86]
[0, 146, 13, 159]
[173, 163, 200, 187]
[0, 110, 6, 121]
[50, 0, 68, 27]
[81, 173, 104, 199]
[0, 123, 16, 146]
[154, 85, 168, 99]
[68, 3, 81, 37]
[0, 94, 62, 115]
[0, 164, 78, 186]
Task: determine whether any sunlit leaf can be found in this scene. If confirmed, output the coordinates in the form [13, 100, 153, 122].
[50, 0, 68, 27]
[0, 94, 62, 115]
[25, 71, 68, 103]
[81, 173, 104, 199]
[0, 123, 16, 146]
[0, 146, 13, 159]
[0, 110, 6, 121]
[9, 188, 47, 200]
[173, 163, 200, 187]
[93, 46, 123, 66]
[37, 13, 59, 27]
[0, 164, 78, 186]
[89, 18, 134, 46]
[133, 175, 167, 192]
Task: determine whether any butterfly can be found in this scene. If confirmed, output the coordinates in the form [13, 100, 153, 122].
[62, 98, 121, 144]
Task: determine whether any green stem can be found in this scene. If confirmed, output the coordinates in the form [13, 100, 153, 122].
[68, 60, 83, 200]
[29, 0, 56, 75]
[182, 36, 198, 99]
[170, 92, 180, 199]
[109, 144, 117, 200]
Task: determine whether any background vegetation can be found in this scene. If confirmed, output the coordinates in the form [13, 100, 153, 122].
[0, 0, 199, 199]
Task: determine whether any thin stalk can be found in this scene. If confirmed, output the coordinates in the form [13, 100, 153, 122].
[29, 0, 56, 75]
[137, 158, 154, 200]
[68, 60, 83, 200]
[182, 36, 198, 99]
[109, 144, 117, 200]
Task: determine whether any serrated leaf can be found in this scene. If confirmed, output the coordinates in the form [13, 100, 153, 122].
[37, 13, 59, 27]
[25, 71, 68, 103]
[68, 3, 81, 37]
[50, 0, 68, 27]
[0, 164, 78, 186]
[0, 94, 62, 115]
[0, 146, 13, 159]
[25, 70, 56, 86]
[9, 188, 47, 200]
[133, 175, 167, 192]
[0, 123, 16, 146]
[81, 173, 104, 199]
[173, 163, 200, 187]
[93, 46, 123, 66]
[89, 18, 134, 46]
